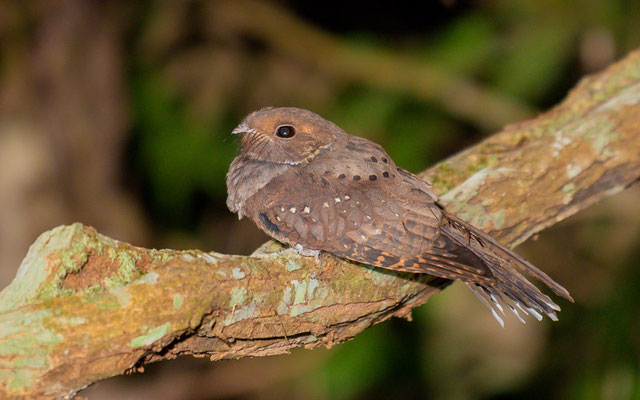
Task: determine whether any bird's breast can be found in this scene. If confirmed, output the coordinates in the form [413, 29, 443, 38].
[225, 156, 291, 218]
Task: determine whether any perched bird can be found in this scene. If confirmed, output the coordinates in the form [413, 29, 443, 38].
[226, 107, 573, 326]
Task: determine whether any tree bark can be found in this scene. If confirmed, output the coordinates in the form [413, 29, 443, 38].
[2, 49, 640, 400]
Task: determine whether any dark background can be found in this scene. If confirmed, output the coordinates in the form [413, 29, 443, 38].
[1, 1, 639, 399]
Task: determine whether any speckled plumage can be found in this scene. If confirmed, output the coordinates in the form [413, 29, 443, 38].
[226, 107, 573, 325]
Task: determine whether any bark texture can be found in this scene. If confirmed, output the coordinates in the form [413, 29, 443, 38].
[2, 49, 640, 399]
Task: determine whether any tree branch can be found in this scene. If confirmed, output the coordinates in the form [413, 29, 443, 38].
[211, 0, 536, 130]
[2, 49, 640, 399]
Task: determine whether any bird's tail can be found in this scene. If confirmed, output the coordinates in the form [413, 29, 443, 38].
[442, 212, 573, 327]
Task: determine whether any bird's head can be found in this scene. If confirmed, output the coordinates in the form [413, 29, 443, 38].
[232, 107, 343, 165]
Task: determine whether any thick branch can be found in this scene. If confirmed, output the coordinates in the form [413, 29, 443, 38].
[2, 49, 640, 399]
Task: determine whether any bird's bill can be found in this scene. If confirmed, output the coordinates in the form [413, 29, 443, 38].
[231, 123, 250, 135]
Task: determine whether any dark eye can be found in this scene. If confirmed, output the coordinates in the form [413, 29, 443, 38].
[276, 125, 295, 138]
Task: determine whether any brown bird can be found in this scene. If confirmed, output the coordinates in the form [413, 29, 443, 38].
[226, 107, 573, 326]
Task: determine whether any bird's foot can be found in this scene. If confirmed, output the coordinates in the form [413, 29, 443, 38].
[281, 244, 322, 263]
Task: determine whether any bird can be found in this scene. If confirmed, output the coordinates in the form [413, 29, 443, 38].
[226, 107, 573, 326]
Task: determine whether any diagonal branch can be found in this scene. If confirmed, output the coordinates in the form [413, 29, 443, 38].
[211, 0, 536, 131]
[2, 49, 640, 400]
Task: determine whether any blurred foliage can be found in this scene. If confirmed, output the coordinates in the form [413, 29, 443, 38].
[132, 72, 238, 226]
[125, 0, 640, 231]
[2, 0, 640, 399]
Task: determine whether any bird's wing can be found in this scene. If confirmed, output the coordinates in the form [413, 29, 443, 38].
[323, 186, 497, 283]
[250, 166, 569, 323]
[252, 168, 495, 283]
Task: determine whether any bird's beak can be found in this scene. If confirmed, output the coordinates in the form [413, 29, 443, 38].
[231, 123, 249, 135]
[231, 122, 258, 135]
[232, 123, 263, 137]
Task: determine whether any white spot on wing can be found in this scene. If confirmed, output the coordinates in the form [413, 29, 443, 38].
[290, 207, 297, 213]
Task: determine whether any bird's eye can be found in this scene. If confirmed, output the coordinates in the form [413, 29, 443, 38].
[276, 125, 296, 138]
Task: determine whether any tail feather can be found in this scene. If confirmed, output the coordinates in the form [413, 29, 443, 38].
[443, 212, 574, 302]
[468, 283, 529, 324]
[487, 258, 559, 313]
[483, 255, 561, 321]
[441, 212, 571, 325]
[467, 283, 505, 327]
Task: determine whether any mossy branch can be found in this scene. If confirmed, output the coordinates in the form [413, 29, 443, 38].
[2, 50, 640, 400]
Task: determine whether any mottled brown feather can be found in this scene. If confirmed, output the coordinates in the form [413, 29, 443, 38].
[227, 107, 573, 324]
